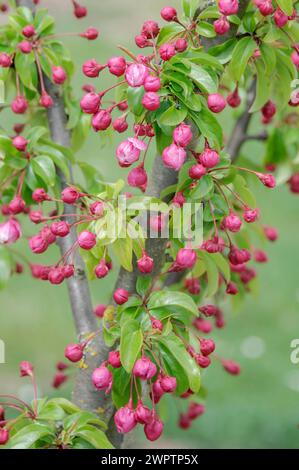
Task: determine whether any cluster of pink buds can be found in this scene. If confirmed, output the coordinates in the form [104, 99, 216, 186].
[162, 123, 193, 171]
[214, 0, 239, 35]
[179, 402, 205, 430]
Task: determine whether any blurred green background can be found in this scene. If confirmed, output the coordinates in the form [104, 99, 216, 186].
[1, 0, 299, 449]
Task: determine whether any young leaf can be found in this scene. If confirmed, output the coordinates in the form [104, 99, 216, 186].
[120, 320, 143, 372]
[31, 155, 56, 187]
[228, 37, 256, 82]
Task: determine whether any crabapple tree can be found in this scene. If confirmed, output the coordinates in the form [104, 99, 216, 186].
[0, 0, 298, 449]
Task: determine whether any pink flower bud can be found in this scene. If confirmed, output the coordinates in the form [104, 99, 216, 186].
[11, 95, 28, 114]
[73, 0, 87, 18]
[189, 163, 206, 180]
[94, 260, 109, 279]
[261, 100, 276, 119]
[223, 211, 242, 232]
[112, 117, 128, 133]
[291, 50, 299, 69]
[89, 201, 104, 217]
[52, 372, 68, 389]
[114, 402, 137, 433]
[221, 359, 241, 375]
[12, 135, 28, 151]
[0, 428, 9, 445]
[39, 92, 53, 108]
[175, 38, 188, 52]
[179, 413, 191, 429]
[80, 92, 101, 114]
[159, 42, 176, 61]
[176, 248, 197, 269]
[193, 317, 213, 333]
[141, 20, 160, 39]
[0, 52, 12, 67]
[20, 360, 33, 377]
[80, 27, 99, 40]
[213, 16, 230, 35]
[257, 172, 276, 188]
[18, 40, 32, 54]
[125, 63, 148, 87]
[274, 8, 288, 27]
[32, 188, 50, 203]
[151, 316, 163, 331]
[152, 379, 165, 403]
[199, 148, 220, 168]
[116, 137, 146, 167]
[141, 91, 160, 111]
[94, 304, 106, 318]
[187, 402, 205, 420]
[199, 304, 218, 317]
[160, 375, 177, 393]
[61, 187, 80, 204]
[92, 366, 112, 391]
[127, 164, 148, 189]
[107, 56, 126, 77]
[113, 288, 129, 305]
[78, 230, 96, 250]
[22, 25, 35, 38]
[199, 338, 215, 356]
[29, 211, 43, 224]
[243, 208, 259, 223]
[0, 218, 22, 244]
[161, 6, 177, 21]
[0, 406, 5, 421]
[137, 250, 154, 273]
[92, 109, 112, 132]
[8, 196, 25, 215]
[144, 413, 164, 441]
[29, 235, 48, 254]
[135, 34, 152, 48]
[108, 350, 121, 368]
[172, 191, 185, 207]
[185, 277, 200, 294]
[62, 264, 75, 278]
[257, 0, 274, 16]
[228, 246, 251, 265]
[52, 66, 67, 85]
[173, 123, 193, 147]
[64, 343, 83, 362]
[227, 86, 241, 107]
[264, 225, 278, 241]
[226, 281, 238, 295]
[207, 93, 226, 113]
[162, 143, 186, 171]
[50, 221, 70, 237]
[144, 75, 161, 92]
[135, 400, 152, 424]
[218, 0, 239, 15]
[195, 353, 211, 368]
[133, 355, 157, 380]
[82, 59, 104, 77]
[254, 249, 268, 263]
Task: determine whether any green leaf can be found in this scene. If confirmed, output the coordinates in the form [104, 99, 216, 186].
[148, 290, 198, 318]
[250, 59, 271, 113]
[112, 236, 133, 272]
[188, 63, 218, 93]
[64, 411, 107, 432]
[197, 21, 216, 38]
[190, 106, 223, 149]
[48, 397, 80, 414]
[228, 37, 256, 82]
[120, 320, 143, 372]
[31, 155, 56, 186]
[14, 51, 37, 91]
[208, 38, 237, 64]
[199, 251, 219, 297]
[158, 105, 187, 126]
[74, 426, 113, 449]
[136, 276, 152, 297]
[25, 126, 48, 148]
[35, 144, 70, 180]
[37, 400, 66, 421]
[276, 0, 293, 15]
[233, 174, 256, 208]
[159, 342, 190, 395]
[157, 23, 184, 46]
[210, 252, 231, 282]
[9, 424, 54, 449]
[264, 128, 288, 165]
[190, 174, 214, 200]
[158, 333, 200, 392]
[0, 247, 12, 289]
[260, 43, 276, 76]
[127, 86, 145, 116]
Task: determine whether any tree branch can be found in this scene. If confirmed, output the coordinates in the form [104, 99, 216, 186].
[15, 0, 111, 425]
